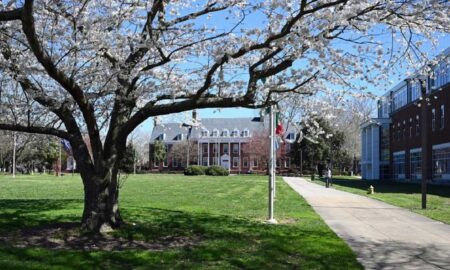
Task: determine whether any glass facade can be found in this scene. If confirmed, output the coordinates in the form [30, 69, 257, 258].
[393, 152, 405, 180]
[380, 124, 390, 161]
[393, 85, 407, 111]
[410, 151, 422, 182]
[410, 80, 421, 101]
[431, 62, 450, 90]
[432, 146, 450, 181]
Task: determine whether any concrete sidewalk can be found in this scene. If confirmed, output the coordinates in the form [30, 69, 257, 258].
[283, 177, 450, 270]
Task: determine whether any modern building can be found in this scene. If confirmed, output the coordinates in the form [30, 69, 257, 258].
[149, 111, 296, 174]
[361, 47, 450, 184]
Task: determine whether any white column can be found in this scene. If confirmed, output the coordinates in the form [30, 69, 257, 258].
[207, 142, 210, 166]
[238, 141, 241, 174]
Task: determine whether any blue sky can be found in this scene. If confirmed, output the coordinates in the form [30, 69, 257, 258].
[135, 4, 450, 136]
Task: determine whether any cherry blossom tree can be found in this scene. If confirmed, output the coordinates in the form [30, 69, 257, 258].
[0, 0, 448, 232]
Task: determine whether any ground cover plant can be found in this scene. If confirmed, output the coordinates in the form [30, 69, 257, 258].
[0, 174, 362, 269]
[315, 176, 450, 224]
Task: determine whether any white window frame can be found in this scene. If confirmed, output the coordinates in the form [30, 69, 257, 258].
[243, 157, 249, 168]
[223, 144, 229, 154]
[222, 129, 229, 137]
[252, 158, 258, 168]
[232, 143, 239, 154]
[232, 157, 239, 168]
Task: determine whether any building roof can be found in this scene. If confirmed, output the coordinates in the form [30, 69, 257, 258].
[150, 116, 296, 143]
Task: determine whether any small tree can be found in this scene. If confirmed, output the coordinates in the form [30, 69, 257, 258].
[119, 143, 135, 174]
[153, 141, 166, 168]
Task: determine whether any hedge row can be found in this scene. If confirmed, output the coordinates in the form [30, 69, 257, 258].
[184, 165, 229, 176]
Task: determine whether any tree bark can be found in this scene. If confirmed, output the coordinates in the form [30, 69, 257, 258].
[81, 167, 123, 232]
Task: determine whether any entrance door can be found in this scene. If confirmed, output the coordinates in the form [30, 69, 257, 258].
[221, 154, 230, 170]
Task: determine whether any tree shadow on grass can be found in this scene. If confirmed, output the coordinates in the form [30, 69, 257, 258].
[320, 178, 450, 198]
[0, 199, 82, 233]
[0, 200, 362, 269]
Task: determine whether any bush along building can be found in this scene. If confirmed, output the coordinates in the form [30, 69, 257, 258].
[149, 111, 297, 174]
[361, 47, 450, 184]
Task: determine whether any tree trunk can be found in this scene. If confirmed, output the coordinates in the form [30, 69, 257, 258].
[80, 168, 123, 232]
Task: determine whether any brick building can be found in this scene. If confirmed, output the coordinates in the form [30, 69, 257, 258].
[361, 47, 450, 184]
[149, 111, 296, 173]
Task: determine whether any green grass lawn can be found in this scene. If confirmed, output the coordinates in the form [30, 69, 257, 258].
[315, 176, 450, 224]
[0, 174, 361, 270]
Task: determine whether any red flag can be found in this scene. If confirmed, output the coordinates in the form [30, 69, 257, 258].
[275, 112, 284, 135]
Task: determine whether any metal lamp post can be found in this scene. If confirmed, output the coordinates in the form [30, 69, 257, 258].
[419, 78, 430, 209]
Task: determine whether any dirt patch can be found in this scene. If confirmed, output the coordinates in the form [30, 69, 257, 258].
[0, 222, 201, 251]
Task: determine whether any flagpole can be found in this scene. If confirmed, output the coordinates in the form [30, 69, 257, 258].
[273, 108, 277, 199]
[267, 104, 277, 224]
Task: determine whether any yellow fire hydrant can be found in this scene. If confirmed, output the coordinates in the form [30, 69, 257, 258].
[367, 185, 375, 194]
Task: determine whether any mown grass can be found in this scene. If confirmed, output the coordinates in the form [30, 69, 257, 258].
[315, 176, 450, 224]
[0, 173, 362, 270]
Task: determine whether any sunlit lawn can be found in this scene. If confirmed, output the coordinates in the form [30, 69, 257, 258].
[0, 173, 362, 269]
[316, 176, 450, 224]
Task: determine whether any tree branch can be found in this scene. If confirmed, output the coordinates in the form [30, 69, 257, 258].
[0, 123, 71, 139]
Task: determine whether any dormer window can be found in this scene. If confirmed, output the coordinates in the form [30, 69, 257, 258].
[286, 132, 295, 141]
[174, 134, 183, 141]
[243, 129, 249, 137]
[222, 129, 229, 137]
[201, 129, 209, 137]
[231, 129, 239, 137]
[157, 133, 166, 140]
[212, 129, 219, 137]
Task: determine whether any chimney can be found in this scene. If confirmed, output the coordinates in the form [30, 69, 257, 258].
[192, 110, 197, 121]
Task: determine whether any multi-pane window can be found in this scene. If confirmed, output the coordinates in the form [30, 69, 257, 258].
[440, 105, 445, 129]
[380, 124, 390, 161]
[223, 144, 229, 154]
[410, 80, 422, 101]
[410, 150, 422, 182]
[212, 129, 219, 137]
[432, 108, 436, 131]
[163, 157, 168, 167]
[432, 146, 450, 181]
[202, 157, 208, 166]
[222, 129, 229, 137]
[201, 130, 208, 137]
[232, 157, 239, 168]
[231, 129, 239, 137]
[212, 157, 219, 166]
[202, 144, 208, 154]
[243, 157, 249, 168]
[393, 152, 405, 180]
[393, 85, 407, 111]
[232, 144, 239, 154]
[252, 158, 258, 168]
[172, 157, 178, 167]
[431, 62, 450, 90]
[243, 130, 249, 137]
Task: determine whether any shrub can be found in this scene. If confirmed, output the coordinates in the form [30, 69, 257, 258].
[205, 166, 229, 176]
[184, 165, 206, 176]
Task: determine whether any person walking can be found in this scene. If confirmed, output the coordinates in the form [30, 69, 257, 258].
[326, 168, 332, 188]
